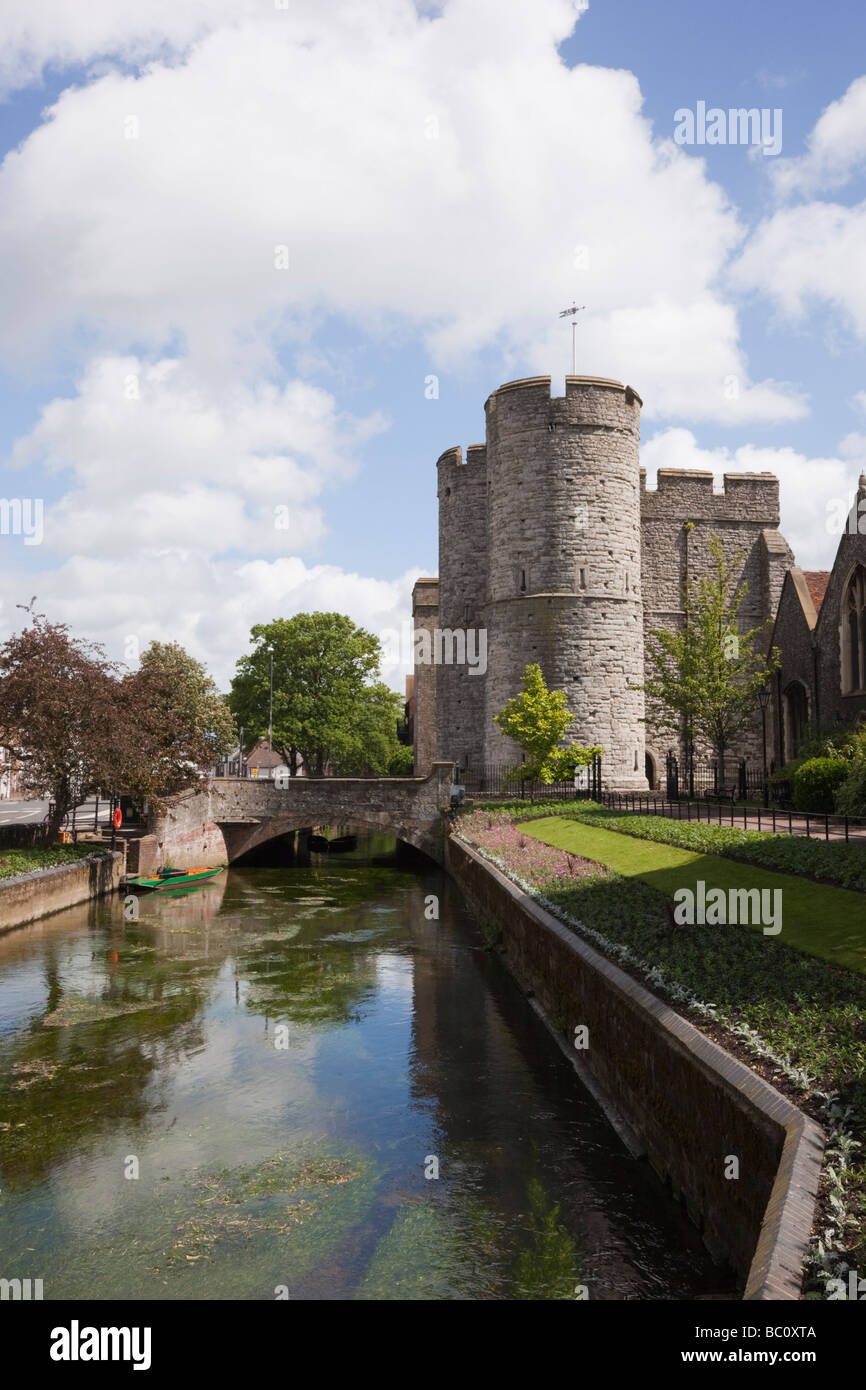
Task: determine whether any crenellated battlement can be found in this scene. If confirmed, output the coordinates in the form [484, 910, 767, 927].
[436, 443, 487, 469]
[484, 374, 642, 442]
[641, 469, 780, 524]
[483, 374, 640, 405]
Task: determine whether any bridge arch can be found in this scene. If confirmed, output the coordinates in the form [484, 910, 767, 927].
[150, 764, 456, 869]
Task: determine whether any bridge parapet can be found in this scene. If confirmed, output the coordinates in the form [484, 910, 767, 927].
[151, 762, 456, 868]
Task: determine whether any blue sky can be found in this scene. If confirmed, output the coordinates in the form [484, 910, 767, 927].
[1, 0, 865, 687]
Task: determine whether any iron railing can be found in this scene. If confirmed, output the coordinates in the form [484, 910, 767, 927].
[600, 790, 866, 844]
[454, 756, 603, 802]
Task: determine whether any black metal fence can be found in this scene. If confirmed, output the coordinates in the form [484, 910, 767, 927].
[601, 790, 866, 843]
[455, 756, 603, 802]
[664, 751, 768, 801]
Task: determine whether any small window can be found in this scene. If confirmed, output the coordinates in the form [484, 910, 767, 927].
[579, 568, 586, 589]
[520, 569, 527, 593]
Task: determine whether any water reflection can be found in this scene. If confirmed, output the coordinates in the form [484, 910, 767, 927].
[0, 840, 735, 1300]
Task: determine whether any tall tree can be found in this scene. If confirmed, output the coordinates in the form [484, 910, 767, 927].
[229, 613, 403, 776]
[117, 641, 235, 807]
[0, 616, 118, 838]
[640, 535, 779, 784]
[494, 663, 601, 785]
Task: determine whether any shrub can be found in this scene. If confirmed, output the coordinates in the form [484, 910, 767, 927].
[836, 753, 866, 818]
[790, 757, 850, 814]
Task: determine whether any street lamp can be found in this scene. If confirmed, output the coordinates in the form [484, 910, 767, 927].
[267, 645, 274, 758]
[758, 684, 771, 808]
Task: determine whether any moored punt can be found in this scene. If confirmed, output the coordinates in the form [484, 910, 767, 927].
[122, 866, 224, 891]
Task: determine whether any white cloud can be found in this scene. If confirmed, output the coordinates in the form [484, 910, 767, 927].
[0, 0, 822, 687]
[770, 75, 866, 198]
[732, 76, 866, 338]
[642, 428, 859, 570]
[0, 550, 420, 694]
[0, 0, 800, 423]
[8, 355, 387, 558]
[0, 0, 269, 97]
[732, 200, 866, 336]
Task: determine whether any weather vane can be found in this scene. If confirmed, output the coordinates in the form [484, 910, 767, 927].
[559, 303, 586, 375]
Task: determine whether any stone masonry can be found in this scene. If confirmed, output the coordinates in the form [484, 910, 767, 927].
[151, 764, 456, 867]
[418, 374, 796, 788]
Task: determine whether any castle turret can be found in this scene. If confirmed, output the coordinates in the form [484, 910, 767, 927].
[435, 443, 489, 767]
[480, 375, 647, 787]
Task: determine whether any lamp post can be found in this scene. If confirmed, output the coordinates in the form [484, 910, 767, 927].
[267, 645, 274, 759]
[758, 684, 771, 808]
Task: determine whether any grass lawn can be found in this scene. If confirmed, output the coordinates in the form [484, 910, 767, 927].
[521, 815, 866, 975]
[0, 844, 107, 882]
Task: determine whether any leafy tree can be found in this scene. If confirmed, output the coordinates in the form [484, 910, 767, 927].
[0, 620, 236, 837]
[639, 535, 779, 784]
[117, 641, 235, 807]
[494, 663, 601, 785]
[229, 613, 403, 776]
[385, 744, 415, 776]
[0, 616, 119, 839]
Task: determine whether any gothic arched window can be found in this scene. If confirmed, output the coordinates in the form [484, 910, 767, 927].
[784, 681, 809, 758]
[843, 566, 866, 693]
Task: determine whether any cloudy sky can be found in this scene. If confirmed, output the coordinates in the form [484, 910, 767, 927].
[1, 0, 865, 690]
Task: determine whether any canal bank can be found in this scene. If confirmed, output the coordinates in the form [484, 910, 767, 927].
[444, 833, 824, 1300]
[0, 850, 124, 936]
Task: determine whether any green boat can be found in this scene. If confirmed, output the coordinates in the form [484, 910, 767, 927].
[122, 866, 225, 891]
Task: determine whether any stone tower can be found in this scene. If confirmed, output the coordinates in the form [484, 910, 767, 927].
[434, 375, 648, 789]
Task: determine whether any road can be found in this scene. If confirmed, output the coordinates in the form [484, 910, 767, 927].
[0, 798, 109, 828]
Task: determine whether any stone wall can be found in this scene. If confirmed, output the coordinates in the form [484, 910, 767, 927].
[420, 374, 801, 788]
[412, 578, 439, 773]
[768, 481, 866, 759]
[0, 852, 124, 935]
[436, 444, 489, 768]
[810, 485, 866, 734]
[445, 834, 824, 1297]
[641, 470, 792, 768]
[432, 376, 648, 787]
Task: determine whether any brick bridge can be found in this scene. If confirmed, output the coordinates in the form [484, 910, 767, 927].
[148, 763, 456, 869]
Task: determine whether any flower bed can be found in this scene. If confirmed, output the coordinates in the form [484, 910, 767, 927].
[466, 799, 866, 893]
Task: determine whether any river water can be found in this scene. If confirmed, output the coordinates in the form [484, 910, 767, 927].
[0, 837, 733, 1300]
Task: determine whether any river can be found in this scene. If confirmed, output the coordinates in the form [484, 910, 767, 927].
[0, 836, 733, 1300]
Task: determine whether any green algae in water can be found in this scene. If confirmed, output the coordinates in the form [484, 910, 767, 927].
[356, 1179, 581, 1301]
[41, 994, 165, 1028]
[357, 1193, 505, 1300]
[512, 1178, 583, 1301]
[149, 1144, 382, 1296]
[356, 1202, 459, 1300]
